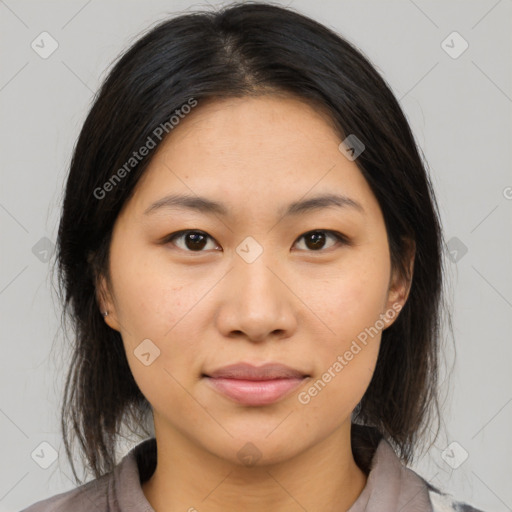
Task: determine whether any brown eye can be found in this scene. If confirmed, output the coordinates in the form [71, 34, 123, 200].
[294, 230, 347, 251]
[166, 230, 218, 252]
[164, 229, 348, 253]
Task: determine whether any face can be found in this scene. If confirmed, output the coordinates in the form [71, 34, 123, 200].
[99, 95, 411, 466]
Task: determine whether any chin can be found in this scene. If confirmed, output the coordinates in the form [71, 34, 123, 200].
[198, 425, 310, 468]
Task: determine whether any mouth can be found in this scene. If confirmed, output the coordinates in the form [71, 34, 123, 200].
[203, 362, 310, 406]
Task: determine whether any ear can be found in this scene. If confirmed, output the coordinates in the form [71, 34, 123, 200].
[382, 238, 415, 329]
[96, 273, 121, 332]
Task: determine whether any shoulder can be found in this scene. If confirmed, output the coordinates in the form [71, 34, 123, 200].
[352, 426, 487, 512]
[428, 484, 487, 512]
[20, 437, 156, 512]
[19, 474, 112, 512]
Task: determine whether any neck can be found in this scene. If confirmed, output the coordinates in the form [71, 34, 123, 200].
[142, 419, 368, 512]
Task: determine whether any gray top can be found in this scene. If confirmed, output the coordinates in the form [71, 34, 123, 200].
[20, 436, 484, 512]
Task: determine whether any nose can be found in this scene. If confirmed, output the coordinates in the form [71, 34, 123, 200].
[215, 254, 298, 344]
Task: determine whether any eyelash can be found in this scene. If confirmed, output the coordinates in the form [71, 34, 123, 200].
[163, 229, 350, 253]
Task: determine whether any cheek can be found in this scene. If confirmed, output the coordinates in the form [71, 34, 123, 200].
[298, 270, 386, 416]
[108, 245, 211, 393]
[314, 254, 390, 345]
[300, 252, 389, 405]
[115, 274, 207, 418]
[299, 340, 380, 432]
[110, 241, 197, 338]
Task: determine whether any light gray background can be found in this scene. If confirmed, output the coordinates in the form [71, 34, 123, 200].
[1, 0, 511, 510]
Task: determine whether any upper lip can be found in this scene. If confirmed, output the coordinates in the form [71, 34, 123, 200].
[205, 363, 307, 380]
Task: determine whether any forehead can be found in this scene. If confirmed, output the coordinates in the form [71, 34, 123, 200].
[123, 95, 381, 224]
[163, 94, 342, 152]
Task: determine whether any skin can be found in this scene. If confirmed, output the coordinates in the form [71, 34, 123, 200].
[98, 95, 414, 512]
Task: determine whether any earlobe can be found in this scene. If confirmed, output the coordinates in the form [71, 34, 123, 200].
[96, 275, 121, 332]
[388, 269, 411, 309]
[101, 310, 121, 332]
[382, 284, 406, 331]
[383, 238, 415, 329]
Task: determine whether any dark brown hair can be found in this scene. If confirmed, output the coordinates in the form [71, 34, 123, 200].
[52, 1, 449, 483]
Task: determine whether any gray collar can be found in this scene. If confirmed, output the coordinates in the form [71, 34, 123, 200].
[114, 436, 432, 511]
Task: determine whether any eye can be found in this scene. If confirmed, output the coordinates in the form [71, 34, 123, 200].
[164, 229, 349, 253]
[293, 230, 349, 252]
[164, 230, 219, 252]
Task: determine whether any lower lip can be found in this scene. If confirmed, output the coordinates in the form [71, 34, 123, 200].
[205, 377, 305, 406]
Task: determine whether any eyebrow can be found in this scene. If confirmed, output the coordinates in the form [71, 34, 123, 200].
[143, 193, 365, 218]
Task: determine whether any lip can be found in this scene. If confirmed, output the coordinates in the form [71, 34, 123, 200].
[204, 363, 309, 406]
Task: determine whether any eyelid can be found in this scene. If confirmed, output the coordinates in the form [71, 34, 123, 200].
[163, 230, 221, 252]
[163, 229, 350, 253]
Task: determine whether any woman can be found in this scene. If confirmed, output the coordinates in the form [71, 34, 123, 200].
[22, 2, 484, 511]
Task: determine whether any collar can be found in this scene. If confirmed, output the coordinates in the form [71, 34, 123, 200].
[114, 435, 432, 512]
[347, 439, 432, 511]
